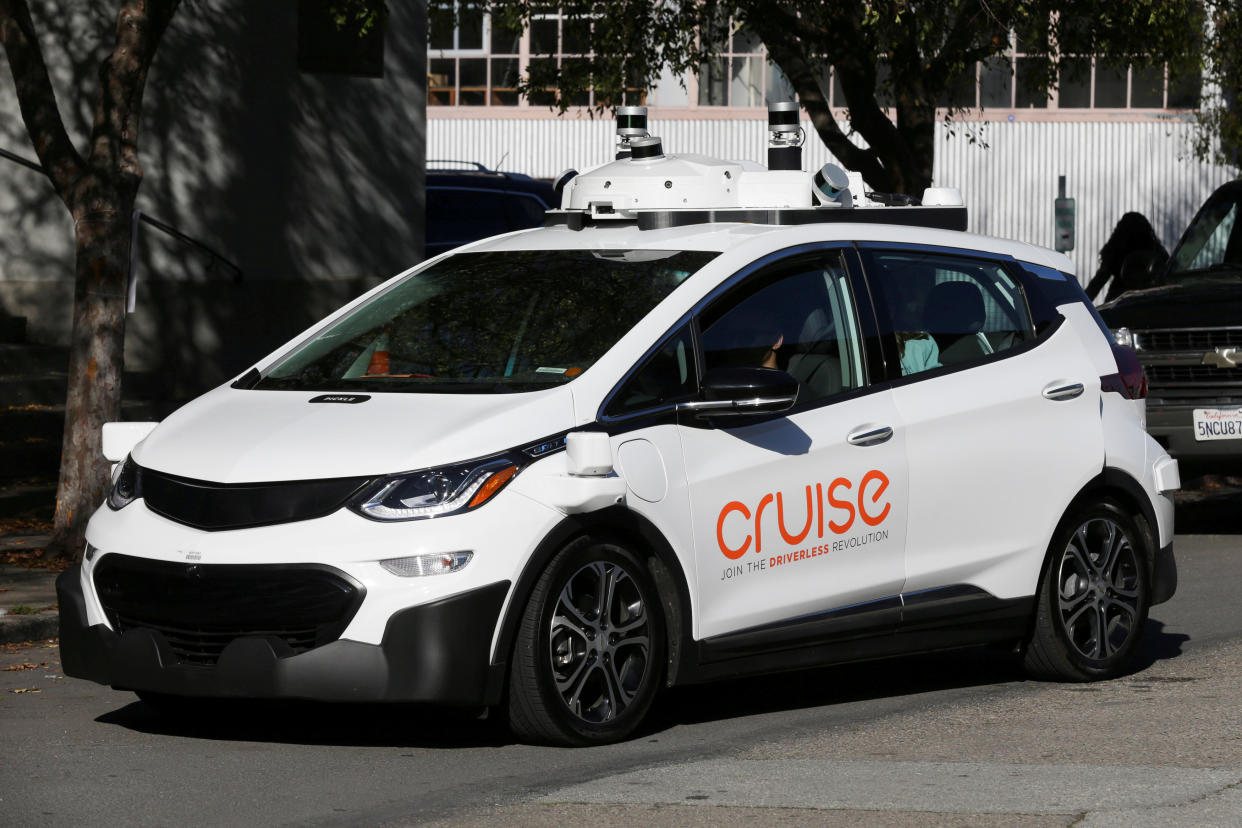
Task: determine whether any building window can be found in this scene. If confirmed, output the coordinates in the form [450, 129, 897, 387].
[426, 14, 1201, 114]
[698, 25, 766, 106]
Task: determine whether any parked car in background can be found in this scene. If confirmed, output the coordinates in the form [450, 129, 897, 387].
[1099, 179, 1242, 463]
[426, 163, 556, 258]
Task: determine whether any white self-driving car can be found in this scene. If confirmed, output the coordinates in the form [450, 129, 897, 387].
[59, 109, 1179, 746]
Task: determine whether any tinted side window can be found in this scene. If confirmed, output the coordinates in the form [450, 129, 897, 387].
[864, 250, 1035, 375]
[607, 325, 697, 416]
[699, 251, 866, 404]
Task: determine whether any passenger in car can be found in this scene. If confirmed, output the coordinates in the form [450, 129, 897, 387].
[898, 331, 941, 375]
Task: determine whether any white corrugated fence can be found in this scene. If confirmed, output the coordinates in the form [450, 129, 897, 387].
[429, 116, 1236, 283]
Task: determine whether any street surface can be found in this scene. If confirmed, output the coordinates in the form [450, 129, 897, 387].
[2, 489, 1241, 826]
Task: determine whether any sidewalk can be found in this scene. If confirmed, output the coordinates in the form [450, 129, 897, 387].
[0, 533, 60, 644]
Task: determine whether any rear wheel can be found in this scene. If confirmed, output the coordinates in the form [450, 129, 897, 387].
[507, 536, 665, 746]
[1024, 500, 1151, 681]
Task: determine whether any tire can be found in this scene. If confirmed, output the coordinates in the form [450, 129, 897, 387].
[1023, 500, 1151, 681]
[507, 536, 666, 746]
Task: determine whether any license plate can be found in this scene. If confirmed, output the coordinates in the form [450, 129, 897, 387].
[1193, 408, 1242, 441]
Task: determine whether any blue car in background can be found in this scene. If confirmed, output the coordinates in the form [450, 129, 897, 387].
[426, 163, 556, 258]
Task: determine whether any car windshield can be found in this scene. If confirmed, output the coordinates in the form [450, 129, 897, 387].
[1166, 189, 1242, 283]
[256, 249, 716, 394]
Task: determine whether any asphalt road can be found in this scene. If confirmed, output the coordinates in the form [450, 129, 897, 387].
[2, 495, 1241, 826]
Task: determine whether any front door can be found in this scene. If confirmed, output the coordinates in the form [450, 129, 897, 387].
[680, 248, 910, 640]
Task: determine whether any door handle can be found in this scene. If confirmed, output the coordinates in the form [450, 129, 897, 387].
[847, 425, 894, 446]
[1042, 381, 1084, 401]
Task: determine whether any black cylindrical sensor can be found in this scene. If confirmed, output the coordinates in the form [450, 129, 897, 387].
[768, 145, 802, 171]
[768, 101, 801, 130]
[629, 136, 664, 160]
[616, 105, 649, 137]
[768, 106, 799, 127]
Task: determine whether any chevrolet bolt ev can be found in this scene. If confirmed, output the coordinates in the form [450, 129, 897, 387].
[58, 116, 1179, 746]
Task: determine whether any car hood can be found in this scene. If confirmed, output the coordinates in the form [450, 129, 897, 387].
[133, 386, 576, 483]
[1098, 275, 1242, 330]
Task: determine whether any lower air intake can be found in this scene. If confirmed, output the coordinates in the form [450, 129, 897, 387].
[93, 555, 364, 666]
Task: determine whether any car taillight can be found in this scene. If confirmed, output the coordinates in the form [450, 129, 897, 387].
[1101, 343, 1148, 399]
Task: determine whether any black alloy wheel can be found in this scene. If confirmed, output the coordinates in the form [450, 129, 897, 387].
[507, 536, 665, 745]
[1024, 500, 1152, 681]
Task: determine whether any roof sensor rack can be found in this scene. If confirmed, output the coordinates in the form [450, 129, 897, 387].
[548, 105, 967, 232]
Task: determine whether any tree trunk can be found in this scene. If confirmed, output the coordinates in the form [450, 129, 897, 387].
[45, 201, 131, 559]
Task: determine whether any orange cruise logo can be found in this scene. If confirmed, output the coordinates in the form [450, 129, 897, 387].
[716, 470, 891, 560]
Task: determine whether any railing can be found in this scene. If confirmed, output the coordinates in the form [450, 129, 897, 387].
[1, 146, 244, 304]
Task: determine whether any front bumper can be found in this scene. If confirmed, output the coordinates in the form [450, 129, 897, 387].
[58, 565, 510, 705]
[1151, 542, 1177, 606]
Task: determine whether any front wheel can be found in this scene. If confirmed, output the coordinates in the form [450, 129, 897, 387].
[1024, 501, 1151, 681]
[507, 536, 666, 746]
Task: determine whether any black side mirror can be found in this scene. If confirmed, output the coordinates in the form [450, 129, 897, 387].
[678, 366, 799, 418]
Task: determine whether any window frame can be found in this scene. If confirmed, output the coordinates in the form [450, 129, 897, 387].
[856, 243, 1045, 386]
[599, 243, 885, 427]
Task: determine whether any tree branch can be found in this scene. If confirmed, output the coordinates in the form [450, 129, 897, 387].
[0, 0, 84, 199]
[87, 0, 181, 191]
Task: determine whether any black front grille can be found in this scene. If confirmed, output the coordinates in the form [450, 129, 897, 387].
[138, 466, 371, 531]
[1137, 328, 1242, 351]
[94, 555, 364, 665]
[1146, 364, 1242, 384]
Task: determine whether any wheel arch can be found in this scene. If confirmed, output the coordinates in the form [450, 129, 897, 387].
[1032, 466, 1160, 613]
[491, 506, 695, 693]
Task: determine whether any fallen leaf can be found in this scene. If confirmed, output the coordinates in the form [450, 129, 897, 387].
[12, 688, 41, 693]
[1, 663, 38, 671]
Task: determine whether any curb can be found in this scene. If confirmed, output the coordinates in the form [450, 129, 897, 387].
[0, 612, 59, 645]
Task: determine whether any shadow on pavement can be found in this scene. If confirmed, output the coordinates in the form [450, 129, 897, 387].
[1127, 619, 1189, 673]
[97, 698, 509, 749]
[1173, 470, 1242, 534]
[649, 645, 1028, 733]
[96, 621, 1193, 748]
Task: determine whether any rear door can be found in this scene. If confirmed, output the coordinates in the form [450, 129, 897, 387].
[859, 245, 1104, 603]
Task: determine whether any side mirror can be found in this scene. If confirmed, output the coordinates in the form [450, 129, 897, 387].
[679, 366, 799, 418]
[101, 421, 158, 462]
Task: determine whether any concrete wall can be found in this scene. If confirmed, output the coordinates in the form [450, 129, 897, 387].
[0, 1, 426, 399]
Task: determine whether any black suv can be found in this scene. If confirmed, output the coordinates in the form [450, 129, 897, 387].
[1100, 179, 1242, 461]
[426, 164, 556, 258]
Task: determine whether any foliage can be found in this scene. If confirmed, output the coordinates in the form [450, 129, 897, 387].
[478, 1, 1207, 192]
[325, 0, 388, 36]
[1189, 1, 1240, 167]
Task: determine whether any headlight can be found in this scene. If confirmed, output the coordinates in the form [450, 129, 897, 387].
[107, 455, 140, 510]
[352, 455, 521, 521]
[1111, 326, 1135, 348]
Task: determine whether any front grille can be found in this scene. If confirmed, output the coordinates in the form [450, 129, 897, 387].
[1136, 328, 1242, 351]
[1146, 364, 1242, 384]
[138, 466, 372, 531]
[94, 555, 364, 666]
